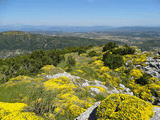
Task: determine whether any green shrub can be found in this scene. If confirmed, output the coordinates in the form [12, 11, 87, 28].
[78, 49, 86, 55]
[66, 55, 76, 66]
[103, 53, 124, 69]
[103, 42, 118, 52]
[135, 73, 152, 85]
[87, 51, 99, 57]
[96, 94, 154, 120]
[112, 44, 135, 55]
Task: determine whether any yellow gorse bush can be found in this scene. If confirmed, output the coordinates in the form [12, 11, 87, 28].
[130, 68, 143, 79]
[9, 75, 31, 82]
[2, 112, 43, 120]
[43, 76, 95, 117]
[44, 76, 77, 92]
[0, 102, 27, 113]
[41, 65, 55, 71]
[4, 75, 31, 88]
[93, 60, 104, 67]
[55, 92, 92, 117]
[96, 94, 154, 120]
[41, 65, 64, 75]
[0, 102, 43, 120]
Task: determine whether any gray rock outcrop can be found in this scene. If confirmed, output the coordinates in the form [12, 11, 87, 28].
[150, 107, 160, 120]
[143, 57, 160, 79]
[74, 102, 101, 120]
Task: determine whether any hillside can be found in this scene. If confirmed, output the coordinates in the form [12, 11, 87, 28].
[1, 31, 160, 59]
[0, 31, 114, 58]
[0, 43, 160, 120]
[0, 31, 104, 51]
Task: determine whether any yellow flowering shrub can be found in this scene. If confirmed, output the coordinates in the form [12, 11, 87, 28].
[44, 76, 77, 92]
[9, 76, 31, 82]
[99, 72, 121, 87]
[0, 102, 43, 120]
[76, 69, 84, 73]
[68, 104, 86, 116]
[41, 65, 64, 74]
[114, 66, 126, 73]
[130, 68, 143, 79]
[0, 102, 27, 113]
[96, 94, 154, 120]
[53, 92, 94, 117]
[100, 66, 110, 72]
[3, 75, 32, 88]
[129, 80, 153, 102]
[93, 60, 104, 68]
[43, 76, 95, 118]
[149, 83, 160, 97]
[133, 53, 147, 64]
[123, 48, 147, 65]
[2, 112, 43, 120]
[41, 65, 55, 71]
[33, 77, 44, 82]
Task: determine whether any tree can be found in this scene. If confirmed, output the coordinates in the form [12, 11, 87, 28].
[103, 42, 118, 52]
[66, 55, 76, 66]
[103, 53, 124, 69]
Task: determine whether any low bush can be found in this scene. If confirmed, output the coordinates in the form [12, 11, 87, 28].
[112, 44, 135, 55]
[66, 55, 76, 66]
[87, 51, 99, 57]
[78, 49, 86, 55]
[96, 94, 154, 120]
[135, 73, 152, 85]
[103, 42, 118, 52]
[103, 53, 124, 69]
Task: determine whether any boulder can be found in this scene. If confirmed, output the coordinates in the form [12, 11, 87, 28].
[74, 102, 101, 120]
[150, 107, 160, 120]
[143, 57, 160, 79]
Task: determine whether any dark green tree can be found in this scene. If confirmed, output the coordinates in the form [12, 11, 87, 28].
[103, 42, 118, 52]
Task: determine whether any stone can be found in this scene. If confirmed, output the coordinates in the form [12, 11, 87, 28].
[74, 102, 101, 120]
[119, 84, 134, 96]
[143, 57, 160, 79]
[90, 88, 101, 94]
[150, 107, 160, 120]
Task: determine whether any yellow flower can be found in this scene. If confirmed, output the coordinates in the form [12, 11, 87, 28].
[96, 94, 154, 120]
[0, 102, 44, 120]
[130, 68, 143, 79]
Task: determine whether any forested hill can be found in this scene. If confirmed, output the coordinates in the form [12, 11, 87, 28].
[0, 31, 104, 51]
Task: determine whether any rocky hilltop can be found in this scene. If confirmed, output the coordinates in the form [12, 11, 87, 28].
[0, 43, 159, 120]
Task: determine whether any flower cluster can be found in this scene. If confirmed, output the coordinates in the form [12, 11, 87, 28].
[43, 76, 95, 117]
[130, 68, 143, 79]
[55, 92, 93, 117]
[41, 65, 64, 75]
[0, 102, 43, 120]
[44, 76, 77, 92]
[96, 94, 154, 120]
[40, 65, 55, 71]
[9, 76, 31, 82]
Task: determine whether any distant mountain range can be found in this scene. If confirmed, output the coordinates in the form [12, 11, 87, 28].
[1, 25, 160, 32]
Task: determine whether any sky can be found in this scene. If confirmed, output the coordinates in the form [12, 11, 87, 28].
[0, 0, 160, 26]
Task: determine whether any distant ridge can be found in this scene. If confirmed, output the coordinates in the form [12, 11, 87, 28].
[0, 31, 108, 51]
[1, 25, 160, 32]
[0, 31, 29, 35]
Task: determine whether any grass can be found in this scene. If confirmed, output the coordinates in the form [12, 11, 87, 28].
[0, 82, 32, 103]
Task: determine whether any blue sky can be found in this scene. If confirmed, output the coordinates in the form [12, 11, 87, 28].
[0, 0, 160, 26]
